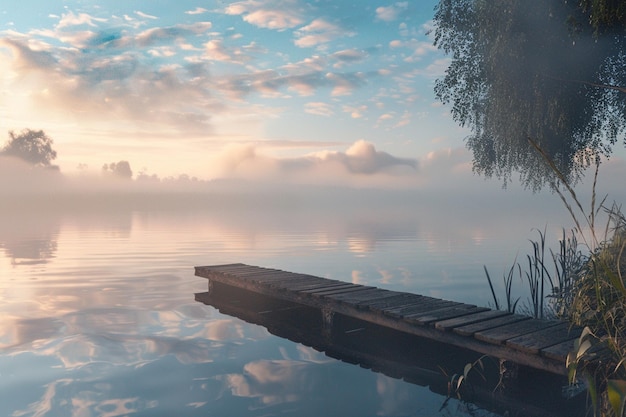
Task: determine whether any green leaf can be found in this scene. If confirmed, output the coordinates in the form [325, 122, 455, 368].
[607, 379, 626, 417]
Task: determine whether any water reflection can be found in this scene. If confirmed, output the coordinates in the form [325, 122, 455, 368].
[0, 210, 60, 266]
[0, 196, 579, 416]
[196, 285, 585, 417]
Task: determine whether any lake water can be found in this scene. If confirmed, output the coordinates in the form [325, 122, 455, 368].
[0, 191, 581, 417]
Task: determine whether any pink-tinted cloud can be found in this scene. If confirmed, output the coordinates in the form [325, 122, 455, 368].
[304, 102, 334, 116]
[375, 2, 409, 22]
[294, 19, 352, 48]
[225, 0, 305, 30]
[212, 140, 417, 187]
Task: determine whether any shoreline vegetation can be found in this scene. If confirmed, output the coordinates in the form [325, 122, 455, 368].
[483, 145, 626, 417]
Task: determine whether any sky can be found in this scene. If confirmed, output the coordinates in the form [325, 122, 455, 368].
[1, 0, 625, 199]
[0, 0, 472, 183]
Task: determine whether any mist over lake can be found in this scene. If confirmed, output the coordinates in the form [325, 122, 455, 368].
[0, 185, 589, 417]
[3, 0, 626, 415]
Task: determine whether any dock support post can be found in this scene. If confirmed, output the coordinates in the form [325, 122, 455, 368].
[321, 308, 335, 340]
[207, 279, 214, 294]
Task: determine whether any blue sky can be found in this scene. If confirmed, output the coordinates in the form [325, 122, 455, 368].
[0, 0, 475, 185]
[1, 0, 625, 198]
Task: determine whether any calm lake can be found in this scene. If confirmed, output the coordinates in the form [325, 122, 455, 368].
[0, 190, 582, 416]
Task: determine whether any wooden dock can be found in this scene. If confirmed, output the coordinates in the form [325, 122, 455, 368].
[194, 263, 584, 376]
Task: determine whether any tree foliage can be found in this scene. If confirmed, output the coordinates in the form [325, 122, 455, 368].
[102, 161, 133, 179]
[579, 0, 626, 32]
[433, 0, 626, 190]
[1, 129, 58, 167]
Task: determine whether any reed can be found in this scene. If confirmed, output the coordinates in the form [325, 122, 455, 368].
[483, 138, 626, 415]
[484, 227, 572, 320]
[484, 259, 520, 314]
[527, 137, 626, 416]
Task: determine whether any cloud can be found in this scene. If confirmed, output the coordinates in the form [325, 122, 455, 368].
[135, 11, 158, 20]
[211, 140, 417, 187]
[419, 57, 451, 77]
[203, 39, 232, 61]
[0, 35, 218, 133]
[342, 104, 367, 119]
[376, 2, 409, 22]
[326, 72, 366, 96]
[304, 102, 334, 116]
[376, 113, 394, 126]
[294, 19, 352, 48]
[56, 11, 108, 29]
[386, 38, 438, 63]
[201, 39, 260, 64]
[338, 139, 416, 173]
[215, 59, 369, 99]
[332, 49, 367, 62]
[331, 49, 368, 68]
[393, 111, 412, 128]
[225, 0, 304, 30]
[133, 22, 213, 47]
[186, 7, 209, 15]
[0, 37, 57, 70]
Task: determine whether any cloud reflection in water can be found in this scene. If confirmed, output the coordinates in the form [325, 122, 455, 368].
[0, 196, 573, 416]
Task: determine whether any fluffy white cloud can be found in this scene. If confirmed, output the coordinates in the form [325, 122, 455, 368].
[211, 140, 417, 187]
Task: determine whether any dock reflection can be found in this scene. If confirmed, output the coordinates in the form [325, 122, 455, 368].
[196, 282, 586, 417]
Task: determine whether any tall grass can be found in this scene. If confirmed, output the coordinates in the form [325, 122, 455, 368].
[483, 138, 626, 415]
[484, 261, 520, 314]
[527, 137, 626, 416]
[550, 229, 585, 318]
[484, 227, 579, 320]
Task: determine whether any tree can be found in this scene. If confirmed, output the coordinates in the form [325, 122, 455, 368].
[1, 129, 58, 167]
[102, 161, 133, 179]
[579, 0, 626, 33]
[432, 0, 626, 190]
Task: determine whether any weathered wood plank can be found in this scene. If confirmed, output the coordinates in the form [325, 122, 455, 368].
[475, 319, 562, 345]
[376, 296, 444, 314]
[357, 293, 424, 310]
[194, 264, 589, 376]
[407, 305, 489, 326]
[453, 314, 531, 337]
[541, 339, 577, 361]
[236, 271, 302, 280]
[325, 288, 395, 303]
[206, 265, 273, 275]
[506, 323, 583, 354]
[264, 275, 330, 288]
[299, 284, 365, 295]
[384, 299, 461, 318]
[209, 270, 291, 282]
[309, 285, 375, 297]
[285, 281, 352, 291]
[435, 310, 511, 331]
[199, 263, 250, 271]
[199, 263, 247, 271]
